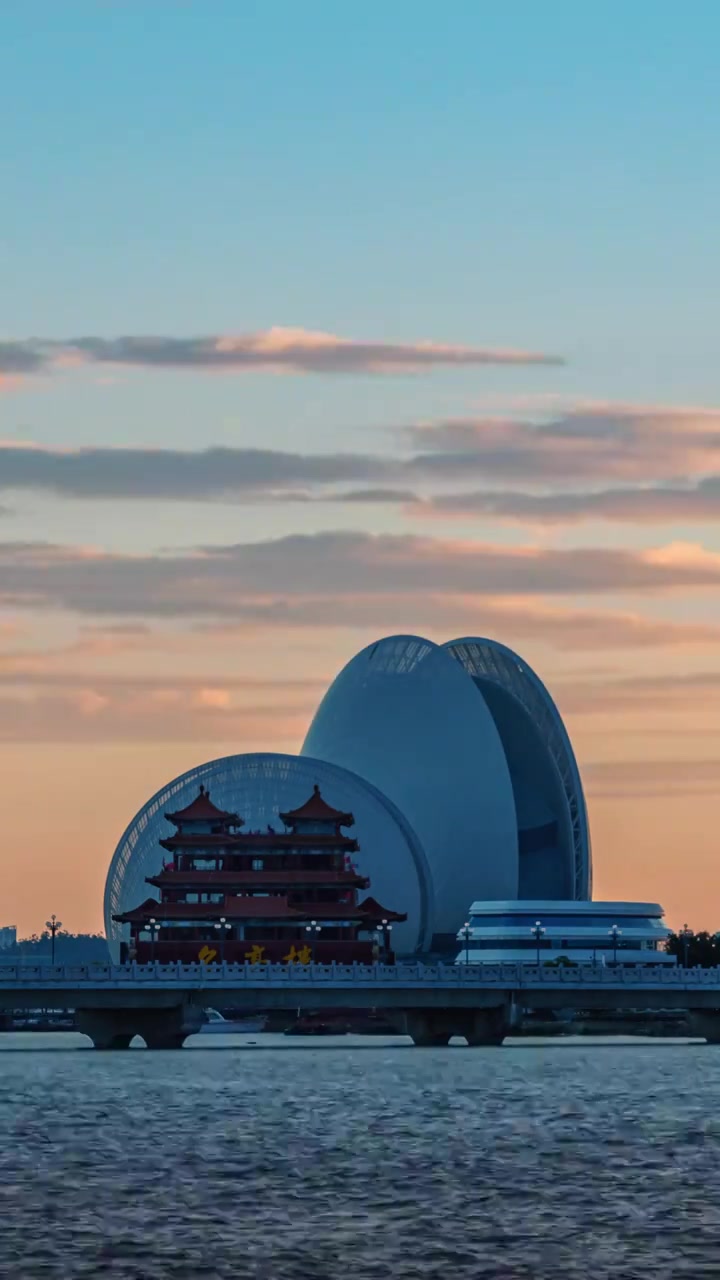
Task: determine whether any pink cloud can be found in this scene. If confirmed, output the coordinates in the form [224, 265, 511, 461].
[0, 328, 563, 385]
[404, 403, 720, 482]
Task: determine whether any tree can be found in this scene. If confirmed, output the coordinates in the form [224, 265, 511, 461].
[665, 930, 720, 968]
[0, 932, 111, 965]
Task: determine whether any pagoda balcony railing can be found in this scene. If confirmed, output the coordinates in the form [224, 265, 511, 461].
[1, 962, 720, 990]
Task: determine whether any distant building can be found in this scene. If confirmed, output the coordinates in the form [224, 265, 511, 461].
[105, 635, 633, 965]
[0, 926, 17, 950]
[455, 901, 674, 966]
[113, 783, 405, 965]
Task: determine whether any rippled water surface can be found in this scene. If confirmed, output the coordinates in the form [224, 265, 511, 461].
[2, 1033, 720, 1278]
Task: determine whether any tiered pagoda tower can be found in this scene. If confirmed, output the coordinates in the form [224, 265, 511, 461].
[113, 783, 406, 964]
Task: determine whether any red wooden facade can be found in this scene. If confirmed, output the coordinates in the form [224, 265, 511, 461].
[113, 783, 405, 964]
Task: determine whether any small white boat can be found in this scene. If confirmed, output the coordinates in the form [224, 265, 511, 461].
[200, 1009, 266, 1034]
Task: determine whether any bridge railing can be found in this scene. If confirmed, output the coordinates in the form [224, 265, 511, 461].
[0, 961, 496, 984]
[2, 962, 720, 988]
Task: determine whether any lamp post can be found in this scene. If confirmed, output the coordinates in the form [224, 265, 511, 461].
[45, 914, 62, 965]
[305, 919, 321, 962]
[381, 918, 393, 961]
[531, 920, 545, 968]
[462, 921, 472, 966]
[214, 917, 231, 963]
[608, 924, 621, 966]
[148, 917, 158, 964]
[680, 922, 693, 968]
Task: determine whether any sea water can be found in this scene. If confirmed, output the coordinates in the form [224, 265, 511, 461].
[1, 1033, 719, 1278]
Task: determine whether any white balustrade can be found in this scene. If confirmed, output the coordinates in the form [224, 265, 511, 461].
[1, 962, 720, 990]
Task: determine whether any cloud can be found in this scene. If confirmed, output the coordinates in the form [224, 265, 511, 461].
[4, 398, 719, 509]
[409, 477, 720, 524]
[0, 328, 562, 385]
[0, 443, 396, 499]
[2, 532, 720, 622]
[557, 670, 720, 714]
[0, 688, 314, 744]
[403, 404, 720, 482]
[323, 487, 419, 505]
[195, 596, 720, 652]
[584, 759, 720, 799]
[0, 343, 47, 374]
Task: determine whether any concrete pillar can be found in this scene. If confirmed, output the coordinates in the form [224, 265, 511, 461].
[689, 1011, 720, 1044]
[403, 1012, 452, 1046]
[76, 1005, 204, 1050]
[136, 1005, 205, 1049]
[399, 1006, 510, 1047]
[462, 1008, 510, 1047]
[76, 1011, 138, 1050]
[142, 1030, 190, 1051]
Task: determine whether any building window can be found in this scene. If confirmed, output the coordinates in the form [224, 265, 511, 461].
[185, 893, 199, 904]
[252, 858, 264, 871]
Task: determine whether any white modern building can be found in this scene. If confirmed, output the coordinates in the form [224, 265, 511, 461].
[455, 901, 674, 966]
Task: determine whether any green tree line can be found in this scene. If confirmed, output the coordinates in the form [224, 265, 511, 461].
[665, 930, 720, 968]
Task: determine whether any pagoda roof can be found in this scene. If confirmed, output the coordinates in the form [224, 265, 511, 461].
[279, 784, 354, 828]
[159, 831, 358, 851]
[165, 785, 241, 827]
[357, 896, 407, 924]
[113, 896, 382, 924]
[147, 868, 369, 888]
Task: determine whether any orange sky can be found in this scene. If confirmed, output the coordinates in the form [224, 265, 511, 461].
[2, 608, 718, 937]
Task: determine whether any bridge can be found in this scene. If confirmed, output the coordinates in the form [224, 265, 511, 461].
[2, 962, 720, 1048]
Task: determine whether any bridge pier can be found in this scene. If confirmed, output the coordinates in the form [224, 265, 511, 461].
[402, 1012, 452, 1046]
[457, 1008, 511, 1047]
[688, 1011, 720, 1044]
[76, 1005, 204, 1050]
[400, 1007, 510, 1047]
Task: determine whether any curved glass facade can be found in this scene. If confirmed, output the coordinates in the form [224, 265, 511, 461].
[105, 752, 432, 960]
[443, 638, 591, 900]
[302, 634, 591, 947]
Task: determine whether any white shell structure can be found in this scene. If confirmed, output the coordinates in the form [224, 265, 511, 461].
[104, 751, 432, 960]
[302, 635, 591, 949]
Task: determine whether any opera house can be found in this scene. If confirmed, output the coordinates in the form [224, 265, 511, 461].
[105, 634, 607, 961]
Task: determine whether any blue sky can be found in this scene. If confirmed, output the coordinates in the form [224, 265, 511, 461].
[4, 0, 720, 413]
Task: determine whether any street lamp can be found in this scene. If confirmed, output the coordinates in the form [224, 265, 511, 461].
[305, 919, 321, 962]
[608, 924, 622, 966]
[531, 920, 545, 967]
[462, 921, 472, 966]
[381, 918, 393, 961]
[45, 914, 62, 965]
[680, 922, 693, 968]
[214, 917, 231, 963]
[148, 917, 159, 963]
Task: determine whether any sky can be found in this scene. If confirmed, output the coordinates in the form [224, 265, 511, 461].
[2, 0, 720, 935]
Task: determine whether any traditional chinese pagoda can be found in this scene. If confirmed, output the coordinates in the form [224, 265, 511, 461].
[113, 783, 406, 964]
